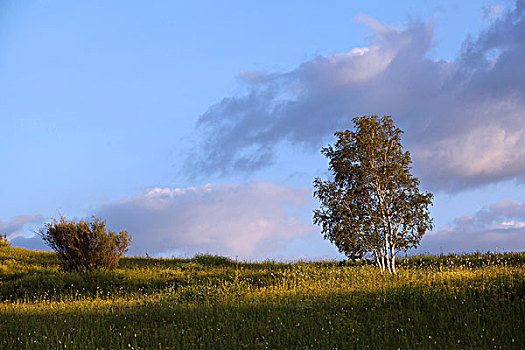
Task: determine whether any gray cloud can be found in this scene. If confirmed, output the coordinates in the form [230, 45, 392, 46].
[417, 199, 525, 254]
[188, 1, 525, 192]
[1, 215, 48, 251]
[94, 182, 317, 259]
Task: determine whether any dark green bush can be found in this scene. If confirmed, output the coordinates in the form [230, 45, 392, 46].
[192, 254, 234, 267]
[0, 233, 10, 248]
[39, 216, 131, 272]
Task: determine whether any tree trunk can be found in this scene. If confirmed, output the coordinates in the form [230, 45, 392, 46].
[391, 255, 396, 274]
[384, 242, 391, 273]
[375, 251, 386, 273]
[389, 245, 396, 274]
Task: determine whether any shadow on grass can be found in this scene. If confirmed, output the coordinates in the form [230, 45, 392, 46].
[1, 272, 524, 349]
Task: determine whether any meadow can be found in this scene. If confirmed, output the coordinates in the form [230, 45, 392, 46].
[1, 246, 524, 349]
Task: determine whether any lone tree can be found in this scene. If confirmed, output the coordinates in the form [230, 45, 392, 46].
[313, 115, 433, 274]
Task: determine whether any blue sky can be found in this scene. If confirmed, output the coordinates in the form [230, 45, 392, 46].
[2, 0, 524, 260]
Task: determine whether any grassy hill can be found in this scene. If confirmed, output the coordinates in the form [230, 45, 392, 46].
[1, 246, 524, 349]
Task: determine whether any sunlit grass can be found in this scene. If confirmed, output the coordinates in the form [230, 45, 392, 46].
[1, 247, 524, 349]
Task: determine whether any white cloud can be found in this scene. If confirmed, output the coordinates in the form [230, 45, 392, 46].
[7, 196, 525, 259]
[94, 182, 317, 259]
[188, 1, 525, 193]
[417, 199, 525, 254]
[1, 215, 47, 251]
[483, 5, 504, 20]
[0, 215, 42, 238]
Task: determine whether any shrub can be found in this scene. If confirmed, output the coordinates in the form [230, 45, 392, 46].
[0, 233, 10, 248]
[39, 216, 131, 272]
[192, 254, 234, 267]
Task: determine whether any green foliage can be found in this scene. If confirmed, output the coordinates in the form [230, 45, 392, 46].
[313, 115, 434, 273]
[0, 248, 524, 349]
[0, 233, 10, 248]
[192, 253, 235, 267]
[39, 216, 131, 272]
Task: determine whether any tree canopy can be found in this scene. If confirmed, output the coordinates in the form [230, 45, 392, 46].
[313, 115, 433, 273]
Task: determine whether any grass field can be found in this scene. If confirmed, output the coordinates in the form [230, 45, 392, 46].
[1, 246, 524, 349]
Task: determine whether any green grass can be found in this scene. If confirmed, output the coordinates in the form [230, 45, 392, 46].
[1, 247, 524, 349]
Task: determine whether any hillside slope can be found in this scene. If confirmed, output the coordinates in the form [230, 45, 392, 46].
[1, 247, 524, 349]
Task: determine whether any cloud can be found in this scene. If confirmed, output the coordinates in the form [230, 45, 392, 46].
[483, 5, 504, 20]
[188, 1, 525, 192]
[94, 182, 317, 259]
[0, 215, 42, 237]
[1, 215, 48, 251]
[417, 199, 525, 254]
